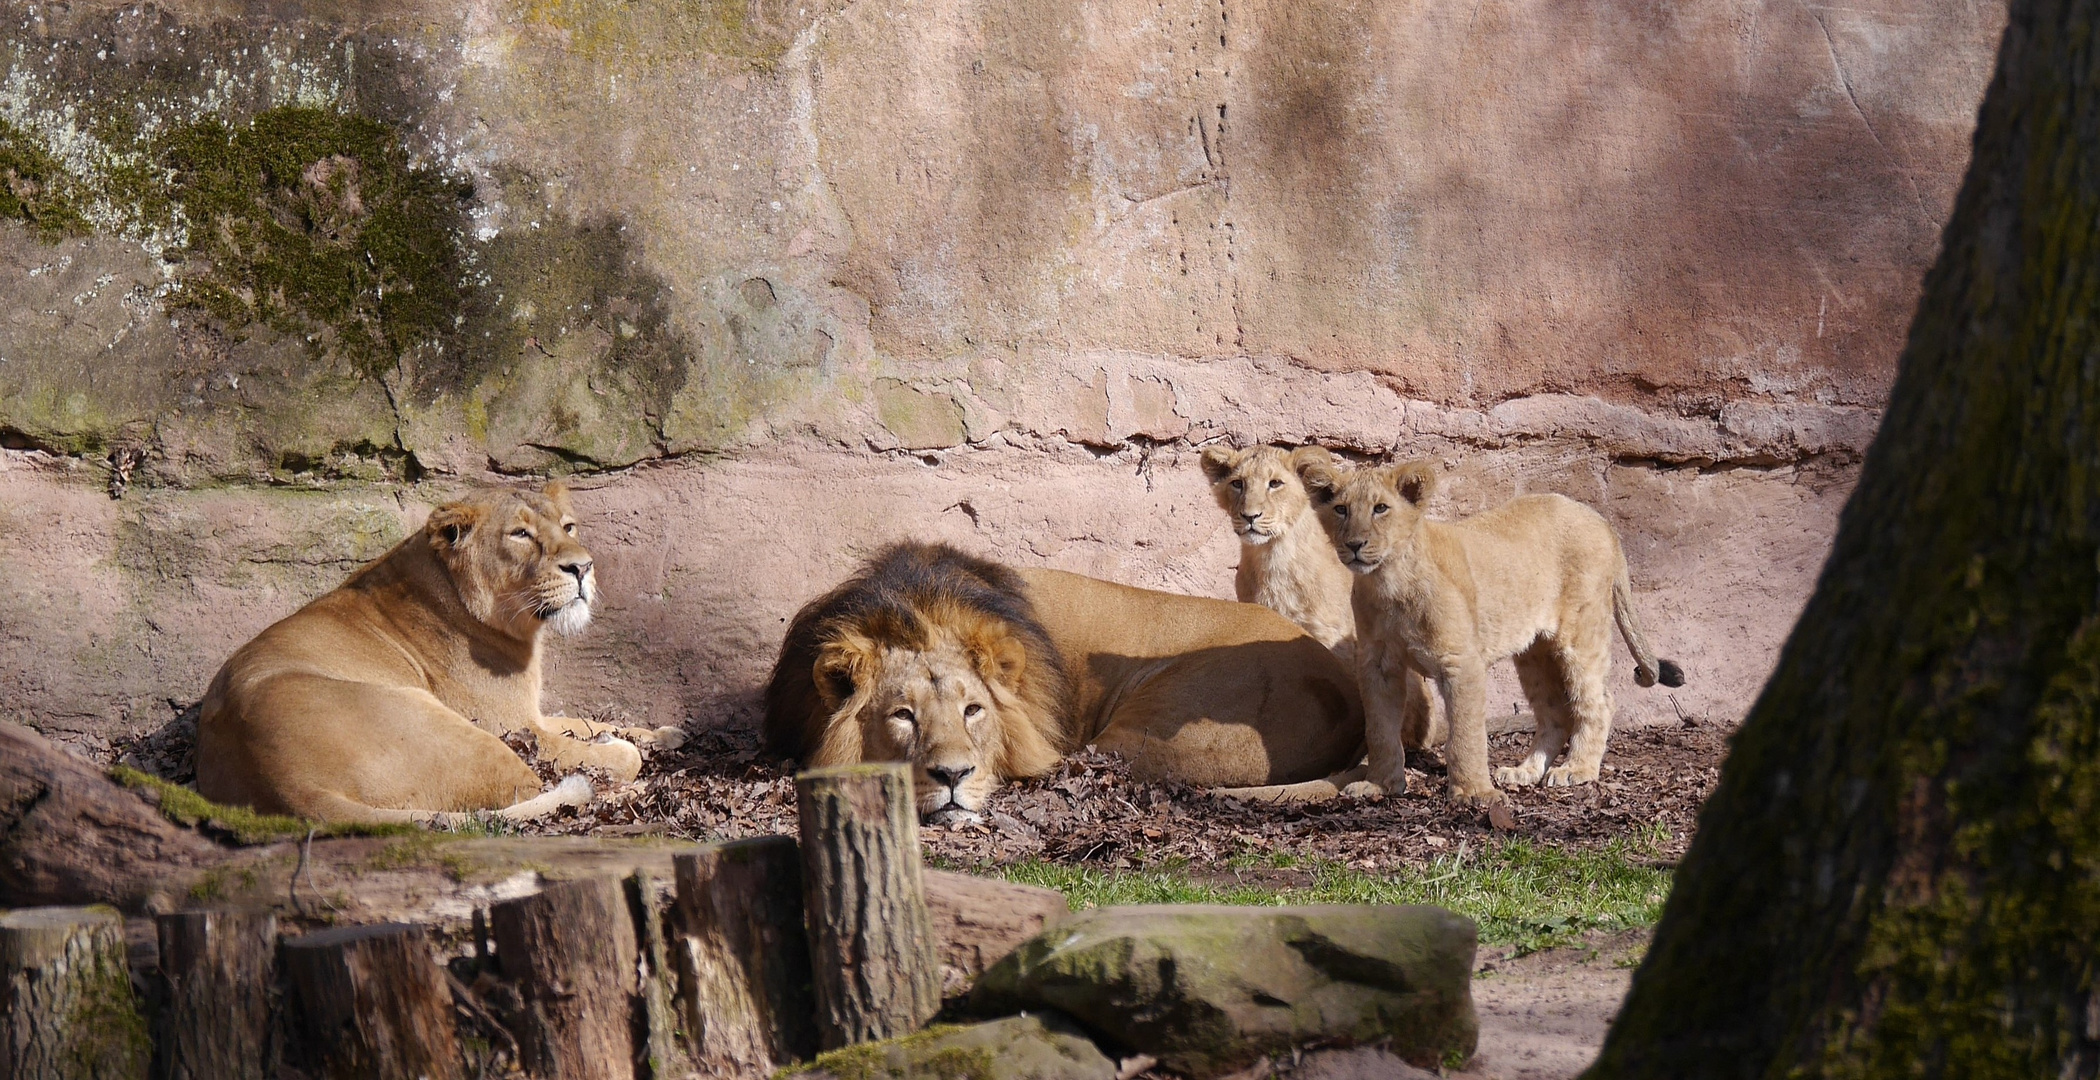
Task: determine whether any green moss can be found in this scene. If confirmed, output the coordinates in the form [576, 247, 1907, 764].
[63, 910, 151, 1078]
[158, 105, 467, 379]
[363, 833, 480, 880]
[780, 1025, 988, 1080]
[110, 765, 417, 844]
[0, 119, 89, 240]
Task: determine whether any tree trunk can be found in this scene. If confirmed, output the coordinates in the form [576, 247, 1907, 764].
[279, 922, 463, 1080]
[670, 837, 818, 1073]
[0, 907, 149, 1080]
[152, 910, 277, 1080]
[488, 876, 640, 1080]
[1589, 1, 2100, 1075]
[0, 724, 224, 911]
[795, 764, 941, 1050]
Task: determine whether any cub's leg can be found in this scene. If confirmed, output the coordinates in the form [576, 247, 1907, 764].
[1439, 657, 1503, 804]
[1545, 623, 1618, 787]
[1399, 669, 1445, 751]
[1356, 645, 1416, 796]
[1497, 641, 1573, 788]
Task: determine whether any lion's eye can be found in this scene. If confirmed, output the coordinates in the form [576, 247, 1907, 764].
[1229, 479, 1244, 491]
[1334, 505, 1350, 518]
[890, 708, 916, 725]
[509, 528, 533, 541]
[1268, 479, 1283, 490]
[1374, 503, 1390, 515]
[563, 522, 577, 535]
[964, 703, 984, 719]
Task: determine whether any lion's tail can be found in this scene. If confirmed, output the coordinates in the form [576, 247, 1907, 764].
[307, 774, 594, 827]
[1612, 562, 1685, 689]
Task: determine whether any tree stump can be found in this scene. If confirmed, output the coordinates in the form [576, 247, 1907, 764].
[0, 906, 148, 1080]
[795, 764, 940, 1049]
[489, 877, 640, 1079]
[280, 922, 462, 1080]
[153, 910, 277, 1080]
[622, 871, 685, 1080]
[670, 836, 818, 1072]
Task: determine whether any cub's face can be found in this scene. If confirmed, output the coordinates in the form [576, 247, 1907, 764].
[427, 483, 597, 638]
[1295, 459, 1438, 575]
[815, 628, 1026, 822]
[1200, 445, 1330, 545]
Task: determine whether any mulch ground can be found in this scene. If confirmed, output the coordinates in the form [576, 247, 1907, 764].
[508, 718, 1732, 872]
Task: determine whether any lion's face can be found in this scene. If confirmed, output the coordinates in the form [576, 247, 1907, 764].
[1201, 446, 1329, 545]
[426, 483, 597, 639]
[1296, 459, 1438, 574]
[812, 611, 1054, 823]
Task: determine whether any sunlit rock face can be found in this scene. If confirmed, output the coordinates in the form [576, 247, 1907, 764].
[0, 0, 2006, 743]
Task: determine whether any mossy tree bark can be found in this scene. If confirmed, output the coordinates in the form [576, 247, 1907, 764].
[1588, 1, 2100, 1076]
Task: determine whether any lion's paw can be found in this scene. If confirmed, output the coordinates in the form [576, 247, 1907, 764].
[585, 736, 644, 782]
[1343, 779, 1395, 800]
[621, 724, 687, 751]
[1544, 764, 1597, 787]
[1449, 785, 1506, 806]
[1494, 763, 1545, 788]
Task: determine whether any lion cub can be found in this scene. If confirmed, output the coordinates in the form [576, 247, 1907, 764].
[1296, 457, 1684, 804]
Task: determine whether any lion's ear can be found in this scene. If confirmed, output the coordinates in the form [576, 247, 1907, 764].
[1199, 446, 1240, 484]
[1295, 456, 1341, 501]
[1386, 460, 1438, 506]
[963, 623, 1030, 686]
[541, 480, 574, 514]
[427, 502, 486, 550]
[814, 637, 874, 708]
[1287, 445, 1335, 473]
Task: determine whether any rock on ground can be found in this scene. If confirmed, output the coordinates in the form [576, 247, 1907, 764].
[787, 1012, 1115, 1080]
[971, 905, 1478, 1079]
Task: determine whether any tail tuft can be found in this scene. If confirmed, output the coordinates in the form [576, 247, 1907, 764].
[551, 774, 594, 807]
[1658, 659, 1686, 687]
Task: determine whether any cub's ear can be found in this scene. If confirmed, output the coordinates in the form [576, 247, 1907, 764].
[1287, 445, 1336, 473]
[1386, 460, 1438, 506]
[426, 502, 486, 550]
[1199, 446, 1241, 484]
[1295, 455, 1342, 500]
[814, 636, 876, 708]
[541, 480, 575, 514]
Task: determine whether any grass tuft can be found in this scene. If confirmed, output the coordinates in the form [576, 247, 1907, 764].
[109, 766, 419, 844]
[984, 838, 1673, 954]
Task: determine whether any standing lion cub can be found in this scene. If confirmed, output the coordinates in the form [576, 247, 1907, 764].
[197, 483, 681, 825]
[1296, 457, 1684, 804]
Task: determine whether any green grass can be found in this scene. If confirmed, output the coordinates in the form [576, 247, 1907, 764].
[110, 766, 420, 844]
[980, 839, 1673, 954]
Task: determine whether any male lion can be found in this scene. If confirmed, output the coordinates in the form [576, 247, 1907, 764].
[764, 543, 1364, 820]
[1296, 457, 1684, 804]
[196, 484, 681, 825]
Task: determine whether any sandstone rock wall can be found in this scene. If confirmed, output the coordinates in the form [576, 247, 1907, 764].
[0, 0, 2007, 745]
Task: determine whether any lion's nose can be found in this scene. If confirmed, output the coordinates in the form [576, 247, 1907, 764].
[560, 558, 593, 583]
[1347, 540, 1366, 554]
[1241, 512, 1261, 523]
[927, 764, 975, 790]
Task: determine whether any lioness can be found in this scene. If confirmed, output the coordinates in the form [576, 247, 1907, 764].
[764, 543, 1364, 820]
[1296, 457, 1684, 804]
[1201, 444, 1446, 753]
[197, 484, 680, 825]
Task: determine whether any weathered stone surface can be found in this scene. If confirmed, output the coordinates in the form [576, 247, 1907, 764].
[969, 904, 1479, 1078]
[786, 1013, 1115, 1080]
[922, 869, 1070, 997]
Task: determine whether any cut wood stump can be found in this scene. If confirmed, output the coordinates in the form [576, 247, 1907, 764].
[280, 922, 462, 1080]
[623, 870, 685, 1080]
[0, 906, 149, 1080]
[795, 763, 941, 1049]
[489, 877, 640, 1079]
[153, 910, 278, 1080]
[670, 836, 817, 1073]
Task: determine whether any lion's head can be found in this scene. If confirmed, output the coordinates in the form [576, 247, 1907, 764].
[425, 483, 596, 639]
[1200, 445, 1334, 545]
[1294, 457, 1439, 574]
[764, 544, 1068, 822]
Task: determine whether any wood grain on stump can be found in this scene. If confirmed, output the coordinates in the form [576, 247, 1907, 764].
[671, 836, 817, 1072]
[489, 877, 640, 1079]
[0, 906, 148, 1080]
[795, 764, 940, 1049]
[153, 910, 277, 1080]
[280, 922, 462, 1080]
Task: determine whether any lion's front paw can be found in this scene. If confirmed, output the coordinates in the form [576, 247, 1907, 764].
[585, 736, 644, 782]
[1448, 783, 1505, 806]
[618, 725, 687, 751]
[1544, 763, 1598, 787]
[1495, 763, 1545, 788]
[1343, 779, 1398, 799]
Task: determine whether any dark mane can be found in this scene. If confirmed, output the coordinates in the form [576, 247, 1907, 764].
[761, 542, 1068, 761]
